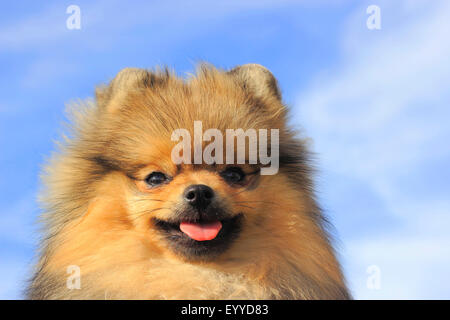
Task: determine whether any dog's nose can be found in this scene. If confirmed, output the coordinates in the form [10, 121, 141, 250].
[183, 184, 215, 209]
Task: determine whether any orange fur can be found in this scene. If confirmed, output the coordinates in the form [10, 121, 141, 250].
[28, 64, 350, 299]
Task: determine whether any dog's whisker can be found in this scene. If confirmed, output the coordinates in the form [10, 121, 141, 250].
[234, 204, 255, 209]
[234, 200, 276, 205]
[130, 198, 176, 204]
[229, 189, 250, 197]
[229, 185, 272, 197]
[129, 207, 171, 222]
[132, 207, 170, 216]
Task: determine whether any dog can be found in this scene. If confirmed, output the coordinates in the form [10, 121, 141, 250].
[27, 64, 350, 299]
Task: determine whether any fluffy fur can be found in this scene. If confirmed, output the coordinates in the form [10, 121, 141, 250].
[27, 64, 350, 299]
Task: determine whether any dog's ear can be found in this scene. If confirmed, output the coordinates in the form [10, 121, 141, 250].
[96, 68, 168, 112]
[228, 64, 281, 101]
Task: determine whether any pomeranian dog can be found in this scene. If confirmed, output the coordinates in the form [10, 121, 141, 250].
[27, 64, 350, 299]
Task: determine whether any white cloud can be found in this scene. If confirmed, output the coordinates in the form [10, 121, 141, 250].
[0, 259, 29, 299]
[20, 57, 81, 89]
[0, 196, 37, 300]
[346, 231, 450, 299]
[0, 0, 318, 52]
[295, 0, 450, 298]
[0, 195, 38, 246]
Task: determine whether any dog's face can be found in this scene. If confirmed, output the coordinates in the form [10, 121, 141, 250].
[30, 65, 350, 299]
[131, 161, 257, 260]
[84, 65, 300, 262]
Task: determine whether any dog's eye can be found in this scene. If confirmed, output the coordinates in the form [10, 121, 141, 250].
[145, 172, 168, 187]
[220, 167, 246, 184]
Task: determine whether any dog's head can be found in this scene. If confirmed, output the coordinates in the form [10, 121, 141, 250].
[65, 64, 312, 262]
[31, 64, 351, 300]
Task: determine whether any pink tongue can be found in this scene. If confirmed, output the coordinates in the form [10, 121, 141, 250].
[179, 221, 222, 241]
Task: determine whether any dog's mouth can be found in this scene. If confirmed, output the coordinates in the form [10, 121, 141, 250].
[152, 214, 243, 260]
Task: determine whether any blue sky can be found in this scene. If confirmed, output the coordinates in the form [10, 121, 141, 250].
[1, 0, 449, 299]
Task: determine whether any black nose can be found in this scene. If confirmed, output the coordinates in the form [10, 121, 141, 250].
[183, 184, 215, 209]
